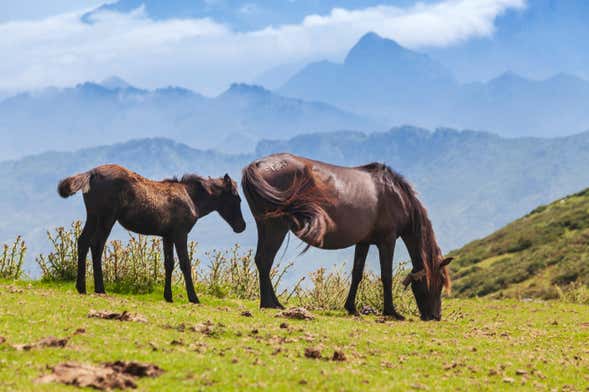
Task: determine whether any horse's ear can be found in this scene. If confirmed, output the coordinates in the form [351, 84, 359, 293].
[223, 174, 232, 189]
[440, 257, 454, 267]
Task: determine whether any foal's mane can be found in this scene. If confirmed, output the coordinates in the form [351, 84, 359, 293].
[360, 163, 449, 290]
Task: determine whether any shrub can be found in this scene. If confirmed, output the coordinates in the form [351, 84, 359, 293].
[0, 236, 27, 280]
[293, 261, 418, 316]
[36, 222, 81, 282]
[102, 235, 165, 294]
[556, 282, 589, 305]
[199, 244, 293, 300]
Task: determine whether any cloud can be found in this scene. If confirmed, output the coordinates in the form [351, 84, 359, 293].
[0, 0, 525, 95]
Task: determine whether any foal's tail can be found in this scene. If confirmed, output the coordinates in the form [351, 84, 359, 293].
[58, 171, 92, 198]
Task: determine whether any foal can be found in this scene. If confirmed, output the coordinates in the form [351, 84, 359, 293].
[58, 164, 246, 303]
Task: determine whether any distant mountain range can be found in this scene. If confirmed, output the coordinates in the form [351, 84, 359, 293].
[86, 0, 589, 82]
[279, 32, 589, 138]
[0, 80, 376, 160]
[3, 127, 589, 278]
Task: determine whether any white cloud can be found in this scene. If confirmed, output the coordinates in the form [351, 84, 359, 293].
[0, 0, 525, 95]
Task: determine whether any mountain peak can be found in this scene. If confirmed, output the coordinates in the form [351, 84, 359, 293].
[344, 32, 405, 67]
[101, 76, 133, 90]
[221, 83, 272, 98]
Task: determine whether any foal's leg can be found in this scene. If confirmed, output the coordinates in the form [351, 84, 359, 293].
[90, 215, 115, 294]
[76, 214, 97, 294]
[175, 235, 199, 304]
[344, 243, 369, 315]
[377, 239, 405, 320]
[254, 219, 288, 309]
[163, 237, 174, 303]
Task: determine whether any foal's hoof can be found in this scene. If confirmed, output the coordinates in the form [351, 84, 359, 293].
[164, 296, 173, 303]
[76, 285, 86, 295]
[344, 305, 359, 316]
[188, 297, 200, 304]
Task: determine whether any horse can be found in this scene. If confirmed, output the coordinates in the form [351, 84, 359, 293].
[58, 164, 246, 303]
[241, 154, 452, 321]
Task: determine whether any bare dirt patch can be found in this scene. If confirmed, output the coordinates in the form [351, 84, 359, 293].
[88, 310, 147, 323]
[277, 308, 315, 321]
[36, 361, 163, 390]
[13, 336, 68, 351]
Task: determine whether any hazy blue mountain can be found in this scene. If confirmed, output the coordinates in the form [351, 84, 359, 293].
[280, 32, 456, 122]
[3, 127, 589, 278]
[280, 33, 589, 137]
[0, 79, 377, 160]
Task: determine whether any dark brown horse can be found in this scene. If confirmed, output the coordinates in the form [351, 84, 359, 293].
[242, 154, 452, 321]
[58, 164, 246, 303]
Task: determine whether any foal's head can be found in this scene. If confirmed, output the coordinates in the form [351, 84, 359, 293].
[216, 174, 247, 233]
[183, 173, 246, 233]
[404, 257, 453, 321]
[208, 174, 247, 233]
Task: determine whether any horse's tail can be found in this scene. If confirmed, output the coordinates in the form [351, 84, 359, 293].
[241, 162, 334, 248]
[58, 171, 92, 198]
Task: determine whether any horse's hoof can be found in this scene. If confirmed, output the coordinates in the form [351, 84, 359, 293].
[260, 302, 283, 309]
[164, 296, 173, 303]
[188, 297, 200, 304]
[384, 310, 405, 321]
[76, 285, 86, 295]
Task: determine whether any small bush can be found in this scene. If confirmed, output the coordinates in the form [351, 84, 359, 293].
[0, 236, 27, 280]
[556, 282, 589, 305]
[102, 235, 165, 294]
[36, 222, 81, 282]
[293, 261, 418, 316]
[199, 244, 293, 300]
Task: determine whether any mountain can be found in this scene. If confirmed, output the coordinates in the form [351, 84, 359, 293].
[280, 33, 589, 137]
[3, 127, 589, 278]
[449, 188, 589, 300]
[0, 80, 377, 160]
[280, 32, 456, 122]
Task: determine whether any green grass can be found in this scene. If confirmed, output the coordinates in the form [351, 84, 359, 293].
[449, 188, 589, 300]
[1, 281, 588, 391]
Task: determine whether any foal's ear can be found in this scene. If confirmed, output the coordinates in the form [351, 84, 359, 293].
[440, 257, 454, 267]
[223, 173, 232, 189]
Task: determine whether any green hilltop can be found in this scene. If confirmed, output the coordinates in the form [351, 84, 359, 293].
[449, 188, 589, 300]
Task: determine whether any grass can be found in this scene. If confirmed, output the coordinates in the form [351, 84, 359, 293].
[1, 281, 588, 391]
[450, 188, 589, 301]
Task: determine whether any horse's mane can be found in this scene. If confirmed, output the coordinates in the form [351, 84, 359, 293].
[241, 162, 335, 249]
[359, 163, 450, 291]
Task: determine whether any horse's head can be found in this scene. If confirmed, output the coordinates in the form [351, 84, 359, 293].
[215, 174, 246, 233]
[404, 257, 453, 321]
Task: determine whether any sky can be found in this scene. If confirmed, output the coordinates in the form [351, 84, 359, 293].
[0, 0, 527, 95]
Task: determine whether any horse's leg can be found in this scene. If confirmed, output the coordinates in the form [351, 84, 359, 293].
[255, 218, 288, 309]
[378, 240, 405, 320]
[175, 235, 199, 304]
[163, 237, 174, 303]
[90, 215, 115, 294]
[344, 243, 369, 315]
[76, 214, 97, 294]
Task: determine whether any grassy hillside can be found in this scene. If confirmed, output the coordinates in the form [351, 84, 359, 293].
[450, 188, 589, 300]
[1, 281, 588, 391]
